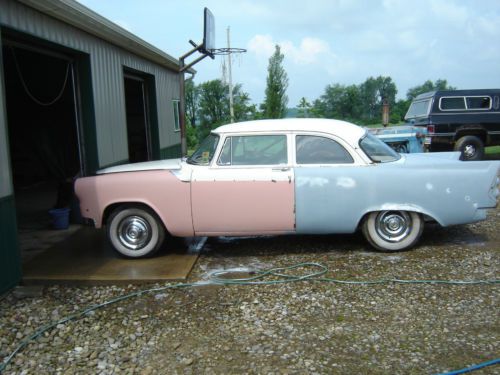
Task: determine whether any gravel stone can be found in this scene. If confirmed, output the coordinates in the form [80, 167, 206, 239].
[1, 207, 499, 374]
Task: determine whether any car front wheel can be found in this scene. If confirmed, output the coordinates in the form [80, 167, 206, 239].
[107, 205, 165, 258]
[362, 211, 423, 252]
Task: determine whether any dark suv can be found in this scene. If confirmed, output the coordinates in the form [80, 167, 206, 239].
[405, 89, 500, 160]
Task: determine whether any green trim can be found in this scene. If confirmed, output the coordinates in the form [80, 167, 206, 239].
[76, 54, 99, 175]
[0, 195, 21, 294]
[160, 143, 181, 159]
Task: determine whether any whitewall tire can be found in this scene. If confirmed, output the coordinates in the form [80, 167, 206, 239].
[362, 211, 423, 252]
[107, 205, 165, 258]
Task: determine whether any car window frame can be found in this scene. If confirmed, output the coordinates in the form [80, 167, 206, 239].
[291, 132, 361, 167]
[439, 95, 493, 111]
[214, 132, 292, 168]
[294, 134, 355, 166]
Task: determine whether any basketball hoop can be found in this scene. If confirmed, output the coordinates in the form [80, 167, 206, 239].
[179, 8, 247, 156]
[210, 47, 246, 56]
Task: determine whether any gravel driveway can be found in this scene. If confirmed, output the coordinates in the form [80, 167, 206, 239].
[1, 208, 499, 374]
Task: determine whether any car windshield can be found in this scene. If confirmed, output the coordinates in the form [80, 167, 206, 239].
[405, 99, 431, 119]
[359, 133, 401, 163]
[187, 134, 220, 165]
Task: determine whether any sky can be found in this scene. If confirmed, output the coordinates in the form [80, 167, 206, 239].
[76, 0, 500, 107]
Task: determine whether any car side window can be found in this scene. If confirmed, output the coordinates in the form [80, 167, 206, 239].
[296, 135, 354, 164]
[440, 97, 466, 110]
[466, 96, 491, 110]
[218, 135, 287, 166]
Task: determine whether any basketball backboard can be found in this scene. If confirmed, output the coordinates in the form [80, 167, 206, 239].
[202, 8, 215, 58]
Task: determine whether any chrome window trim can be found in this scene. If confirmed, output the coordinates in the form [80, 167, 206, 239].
[439, 96, 466, 111]
[465, 95, 493, 110]
[212, 133, 289, 168]
[439, 95, 492, 112]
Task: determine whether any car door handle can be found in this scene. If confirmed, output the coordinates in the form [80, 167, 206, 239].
[272, 167, 290, 172]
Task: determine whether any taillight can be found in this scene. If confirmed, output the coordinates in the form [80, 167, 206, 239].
[427, 125, 435, 134]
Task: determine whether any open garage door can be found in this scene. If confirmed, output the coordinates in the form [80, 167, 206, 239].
[2, 37, 85, 258]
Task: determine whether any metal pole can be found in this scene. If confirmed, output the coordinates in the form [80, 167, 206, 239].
[227, 27, 235, 123]
[179, 58, 187, 156]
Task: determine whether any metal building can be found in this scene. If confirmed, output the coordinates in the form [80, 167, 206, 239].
[0, 0, 185, 294]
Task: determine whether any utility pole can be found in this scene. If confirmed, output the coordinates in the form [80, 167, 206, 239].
[227, 27, 235, 123]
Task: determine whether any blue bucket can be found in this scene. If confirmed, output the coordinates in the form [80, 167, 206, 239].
[48, 208, 71, 230]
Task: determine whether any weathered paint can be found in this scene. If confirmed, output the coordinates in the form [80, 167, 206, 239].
[75, 119, 500, 247]
[191, 166, 295, 235]
[295, 155, 500, 234]
[75, 170, 194, 236]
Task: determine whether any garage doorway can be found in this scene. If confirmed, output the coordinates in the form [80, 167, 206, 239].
[124, 73, 152, 163]
[2, 37, 85, 259]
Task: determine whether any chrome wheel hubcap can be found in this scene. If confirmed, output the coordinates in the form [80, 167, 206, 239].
[375, 211, 412, 243]
[117, 216, 151, 250]
[463, 144, 476, 158]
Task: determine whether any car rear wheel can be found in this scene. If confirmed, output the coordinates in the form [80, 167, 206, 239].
[454, 135, 484, 161]
[107, 205, 165, 258]
[362, 211, 423, 252]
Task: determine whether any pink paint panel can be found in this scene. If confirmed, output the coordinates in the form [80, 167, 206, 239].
[75, 171, 193, 236]
[191, 180, 295, 234]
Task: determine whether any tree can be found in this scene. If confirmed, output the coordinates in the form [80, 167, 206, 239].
[406, 79, 456, 101]
[359, 76, 397, 124]
[262, 45, 289, 119]
[232, 84, 258, 122]
[184, 79, 199, 127]
[184, 79, 200, 150]
[197, 79, 228, 139]
[297, 97, 311, 117]
[391, 99, 410, 124]
[194, 79, 256, 140]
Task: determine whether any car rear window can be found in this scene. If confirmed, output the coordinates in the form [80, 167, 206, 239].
[296, 135, 353, 164]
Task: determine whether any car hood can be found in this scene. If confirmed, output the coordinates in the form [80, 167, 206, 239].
[97, 158, 183, 174]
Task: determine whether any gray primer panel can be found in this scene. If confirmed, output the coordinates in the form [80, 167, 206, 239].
[295, 155, 500, 234]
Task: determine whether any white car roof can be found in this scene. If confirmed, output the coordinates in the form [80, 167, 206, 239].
[213, 118, 367, 146]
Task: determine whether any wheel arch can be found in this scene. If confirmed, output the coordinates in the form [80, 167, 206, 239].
[102, 201, 170, 234]
[356, 204, 443, 229]
[454, 127, 488, 144]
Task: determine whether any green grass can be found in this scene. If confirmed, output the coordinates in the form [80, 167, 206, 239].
[485, 146, 500, 160]
[485, 145, 500, 154]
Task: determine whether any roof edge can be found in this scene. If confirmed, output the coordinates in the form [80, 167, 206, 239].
[17, 0, 188, 73]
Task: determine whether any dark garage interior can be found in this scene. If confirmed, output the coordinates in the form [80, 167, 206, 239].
[2, 38, 82, 257]
[124, 73, 151, 163]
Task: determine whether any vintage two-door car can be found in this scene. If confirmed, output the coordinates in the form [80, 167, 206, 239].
[75, 119, 500, 258]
